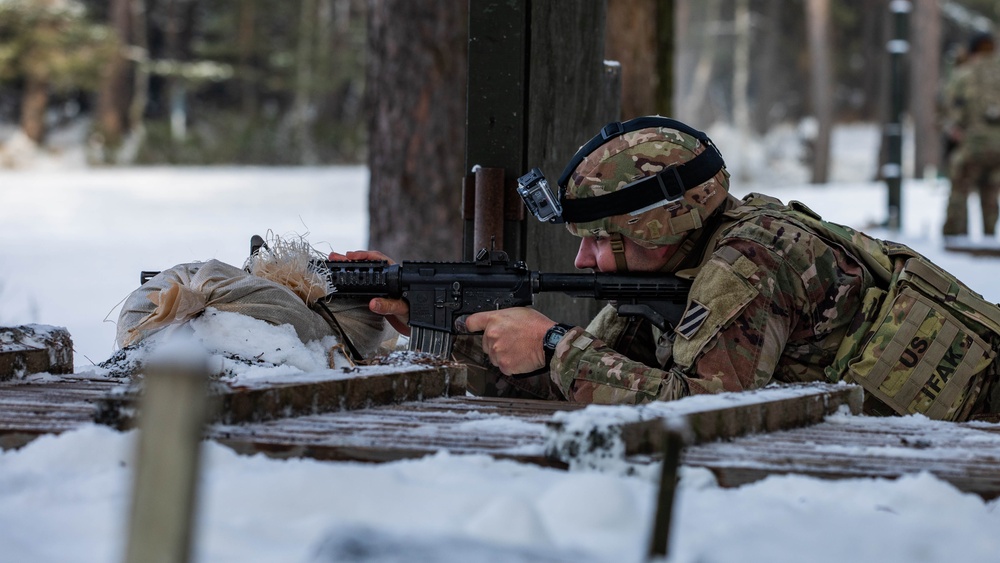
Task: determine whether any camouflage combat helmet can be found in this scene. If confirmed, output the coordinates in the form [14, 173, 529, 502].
[559, 116, 730, 255]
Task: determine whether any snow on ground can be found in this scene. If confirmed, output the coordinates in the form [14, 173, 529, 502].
[0, 165, 369, 365]
[1, 122, 999, 562]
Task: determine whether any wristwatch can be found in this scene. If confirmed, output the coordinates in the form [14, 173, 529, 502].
[542, 323, 573, 366]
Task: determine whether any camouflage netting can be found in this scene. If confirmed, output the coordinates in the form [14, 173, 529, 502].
[116, 234, 397, 359]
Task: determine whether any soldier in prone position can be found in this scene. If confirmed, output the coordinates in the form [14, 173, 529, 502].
[333, 117, 1000, 422]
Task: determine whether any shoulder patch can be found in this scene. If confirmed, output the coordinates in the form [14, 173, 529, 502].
[676, 300, 710, 339]
[672, 255, 760, 368]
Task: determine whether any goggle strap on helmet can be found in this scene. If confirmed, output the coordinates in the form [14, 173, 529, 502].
[558, 136, 725, 224]
[609, 232, 629, 272]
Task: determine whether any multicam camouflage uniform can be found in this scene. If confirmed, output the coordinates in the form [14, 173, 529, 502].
[549, 194, 870, 405]
[943, 52, 1000, 236]
[535, 119, 1000, 421]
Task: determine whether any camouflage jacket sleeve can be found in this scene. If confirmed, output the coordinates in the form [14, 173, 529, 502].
[944, 65, 972, 131]
[548, 304, 685, 404]
[550, 214, 866, 404]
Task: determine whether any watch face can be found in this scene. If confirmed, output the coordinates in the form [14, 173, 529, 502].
[544, 325, 568, 349]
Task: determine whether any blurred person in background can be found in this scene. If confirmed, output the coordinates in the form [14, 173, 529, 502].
[942, 31, 1000, 240]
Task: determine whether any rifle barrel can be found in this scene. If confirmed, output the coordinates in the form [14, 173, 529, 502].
[535, 272, 690, 300]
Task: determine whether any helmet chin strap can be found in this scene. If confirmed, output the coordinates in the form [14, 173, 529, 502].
[609, 232, 629, 272]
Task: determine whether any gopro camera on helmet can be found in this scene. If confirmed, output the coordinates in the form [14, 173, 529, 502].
[517, 167, 564, 223]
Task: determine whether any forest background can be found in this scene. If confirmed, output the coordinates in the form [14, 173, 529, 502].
[1, 0, 999, 260]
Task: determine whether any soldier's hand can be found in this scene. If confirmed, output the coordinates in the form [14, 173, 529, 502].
[464, 308, 555, 375]
[328, 250, 411, 336]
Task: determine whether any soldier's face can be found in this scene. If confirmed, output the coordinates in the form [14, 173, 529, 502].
[574, 235, 675, 272]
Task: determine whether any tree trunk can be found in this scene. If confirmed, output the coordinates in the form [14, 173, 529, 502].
[366, 0, 468, 260]
[606, 0, 658, 119]
[910, 0, 941, 178]
[97, 0, 133, 149]
[293, 0, 319, 164]
[806, 0, 833, 183]
[164, 0, 192, 142]
[128, 0, 149, 141]
[875, 0, 892, 180]
[731, 0, 751, 181]
[681, 0, 721, 125]
[656, 1, 675, 115]
[237, 0, 258, 115]
[860, 0, 888, 122]
[673, 0, 691, 116]
[752, 0, 783, 133]
[20, 75, 49, 144]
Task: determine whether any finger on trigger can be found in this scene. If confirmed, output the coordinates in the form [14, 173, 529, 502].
[464, 312, 485, 333]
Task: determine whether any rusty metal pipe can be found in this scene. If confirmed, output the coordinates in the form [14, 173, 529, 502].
[473, 167, 505, 253]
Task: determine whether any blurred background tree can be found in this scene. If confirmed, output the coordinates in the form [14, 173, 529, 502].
[57, 0, 367, 164]
[0, 0, 117, 143]
[0, 0, 997, 175]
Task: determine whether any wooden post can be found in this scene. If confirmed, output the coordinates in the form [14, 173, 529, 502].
[465, 1, 621, 327]
[648, 424, 684, 559]
[464, 0, 529, 261]
[525, 0, 618, 328]
[124, 353, 212, 563]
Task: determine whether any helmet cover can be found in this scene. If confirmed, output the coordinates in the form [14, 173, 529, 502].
[563, 125, 730, 248]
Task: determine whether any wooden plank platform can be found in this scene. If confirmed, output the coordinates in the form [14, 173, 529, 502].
[679, 415, 1000, 499]
[0, 376, 120, 449]
[211, 396, 582, 467]
[2, 373, 998, 499]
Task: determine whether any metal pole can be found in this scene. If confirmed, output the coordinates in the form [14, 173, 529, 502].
[884, 0, 911, 232]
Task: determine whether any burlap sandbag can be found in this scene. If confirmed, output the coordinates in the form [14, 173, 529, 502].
[242, 234, 399, 359]
[313, 296, 399, 358]
[116, 259, 334, 348]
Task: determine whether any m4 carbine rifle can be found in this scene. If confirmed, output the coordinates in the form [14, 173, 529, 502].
[323, 247, 692, 358]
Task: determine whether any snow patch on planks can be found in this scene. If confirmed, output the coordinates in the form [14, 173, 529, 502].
[544, 383, 864, 463]
[626, 383, 864, 450]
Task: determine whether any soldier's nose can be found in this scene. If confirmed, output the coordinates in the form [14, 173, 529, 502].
[575, 238, 597, 270]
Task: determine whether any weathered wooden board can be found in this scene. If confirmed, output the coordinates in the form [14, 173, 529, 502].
[620, 384, 864, 452]
[0, 364, 468, 446]
[0, 326, 73, 380]
[95, 364, 468, 428]
[0, 376, 120, 450]
[680, 415, 1000, 500]
[211, 396, 582, 467]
